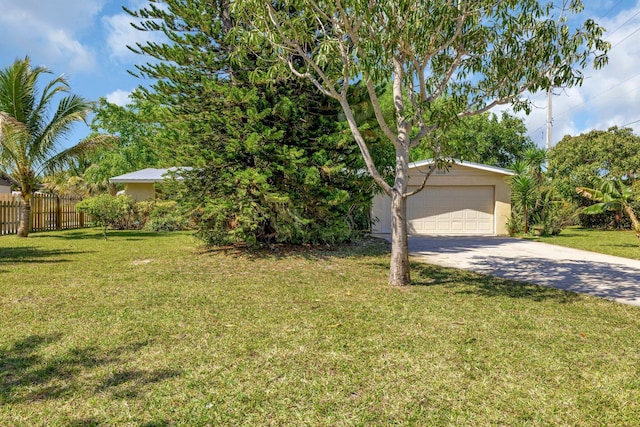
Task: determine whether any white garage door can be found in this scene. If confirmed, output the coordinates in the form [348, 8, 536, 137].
[407, 186, 494, 235]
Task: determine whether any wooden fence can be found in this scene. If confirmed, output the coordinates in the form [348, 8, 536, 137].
[0, 193, 86, 236]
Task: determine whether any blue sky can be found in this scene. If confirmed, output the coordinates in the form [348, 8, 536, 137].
[1, 0, 640, 150]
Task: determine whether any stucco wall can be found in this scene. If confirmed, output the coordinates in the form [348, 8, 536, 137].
[372, 163, 512, 236]
[124, 183, 156, 202]
[0, 185, 10, 195]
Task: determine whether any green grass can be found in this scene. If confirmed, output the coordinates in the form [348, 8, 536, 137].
[532, 227, 640, 260]
[2, 229, 640, 426]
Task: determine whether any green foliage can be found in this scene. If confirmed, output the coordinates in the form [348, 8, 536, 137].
[509, 149, 573, 237]
[548, 127, 640, 202]
[75, 194, 134, 239]
[539, 128, 640, 230]
[510, 174, 537, 234]
[576, 176, 640, 236]
[143, 200, 188, 232]
[410, 112, 536, 167]
[83, 97, 172, 191]
[127, 1, 374, 246]
[75, 197, 188, 236]
[531, 194, 578, 237]
[0, 57, 110, 236]
[234, 0, 609, 284]
[176, 84, 374, 245]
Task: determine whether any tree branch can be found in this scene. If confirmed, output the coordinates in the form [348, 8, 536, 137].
[404, 143, 443, 197]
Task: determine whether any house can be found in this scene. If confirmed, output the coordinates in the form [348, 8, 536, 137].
[371, 160, 514, 236]
[109, 167, 190, 202]
[0, 176, 12, 195]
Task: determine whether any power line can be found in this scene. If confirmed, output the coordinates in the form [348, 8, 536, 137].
[602, 0, 625, 18]
[621, 118, 640, 127]
[606, 9, 640, 38]
[612, 25, 640, 48]
[527, 72, 640, 135]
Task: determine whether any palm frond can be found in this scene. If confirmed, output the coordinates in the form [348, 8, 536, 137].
[580, 203, 607, 215]
[43, 134, 118, 174]
[576, 186, 605, 202]
[31, 95, 94, 166]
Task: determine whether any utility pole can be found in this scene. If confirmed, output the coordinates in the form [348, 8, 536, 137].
[546, 86, 552, 150]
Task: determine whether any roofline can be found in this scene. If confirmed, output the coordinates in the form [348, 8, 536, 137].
[409, 158, 515, 176]
[109, 167, 191, 184]
[109, 178, 162, 183]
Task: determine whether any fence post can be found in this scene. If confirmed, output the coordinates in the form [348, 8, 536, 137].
[56, 195, 62, 230]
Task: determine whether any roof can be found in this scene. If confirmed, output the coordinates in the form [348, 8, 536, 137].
[0, 176, 12, 187]
[409, 159, 515, 176]
[109, 167, 192, 184]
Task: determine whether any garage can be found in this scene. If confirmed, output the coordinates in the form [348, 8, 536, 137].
[371, 160, 513, 236]
[407, 186, 495, 234]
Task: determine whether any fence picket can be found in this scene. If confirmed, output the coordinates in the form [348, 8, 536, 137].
[0, 193, 88, 236]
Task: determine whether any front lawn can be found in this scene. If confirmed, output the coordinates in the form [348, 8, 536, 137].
[1, 229, 640, 425]
[534, 226, 640, 260]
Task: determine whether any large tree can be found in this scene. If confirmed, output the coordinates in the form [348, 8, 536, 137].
[0, 57, 108, 237]
[410, 111, 536, 167]
[547, 126, 640, 202]
[82, 97, 171, 191]
[126, 0, 373, 245]
[235, 0, 609, 285]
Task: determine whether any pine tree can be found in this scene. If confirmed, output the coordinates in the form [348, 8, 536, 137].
[126, 0, 372, 244]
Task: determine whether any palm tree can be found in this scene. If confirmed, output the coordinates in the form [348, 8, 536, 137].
[576, 176, 640, 239]
[510, 174, 537, 234]
[0, 57, 110, 237]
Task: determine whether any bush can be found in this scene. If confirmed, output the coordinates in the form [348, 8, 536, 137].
[76, 194, 134, 238]
[76, 195, 189, 237]
[143, 201, 188, 232]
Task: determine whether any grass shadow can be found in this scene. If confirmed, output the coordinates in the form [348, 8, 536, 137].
[198, 235, 391, 262]
[410, 262, 580, 303]
[0, 334, 182, 405]
[0, 246, 90, 264]
[31, 230, 163, 241]
[66, 418, 102, 427]
[601, 243, 639, 248]
[66, 418, 171, 427]
[98, 368, 181, 399]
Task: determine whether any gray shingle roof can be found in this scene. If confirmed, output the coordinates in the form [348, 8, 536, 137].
[109, 167, 191, 183]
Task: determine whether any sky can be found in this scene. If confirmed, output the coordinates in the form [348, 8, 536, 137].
[1, 0, 640, 151]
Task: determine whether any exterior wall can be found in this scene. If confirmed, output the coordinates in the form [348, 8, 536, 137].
[0, 185, 10, 195]
[371, 192, 391, 233]
[124, 183, 156, 202]
[372, 164, 512, 236]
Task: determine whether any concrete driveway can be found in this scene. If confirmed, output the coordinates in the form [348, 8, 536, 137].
[405, 236, 640, 307]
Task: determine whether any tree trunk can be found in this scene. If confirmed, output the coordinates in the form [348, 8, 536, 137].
[623, 204, 640, 238]
[389, 188, 410, 285]
[17, 195, 31, 237]
[388, 137, 411, 286]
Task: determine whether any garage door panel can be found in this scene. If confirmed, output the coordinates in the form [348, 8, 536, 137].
[407, 186, 494, 235]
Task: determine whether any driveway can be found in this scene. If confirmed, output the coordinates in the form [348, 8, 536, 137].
[405, 236, 640, 307]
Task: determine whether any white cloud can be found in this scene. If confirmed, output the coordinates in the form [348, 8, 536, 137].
[0, 0, 103, 73]
[492, 0, 640, 147]
[106, 89, 133, 106]
[103, 2, 168, 63]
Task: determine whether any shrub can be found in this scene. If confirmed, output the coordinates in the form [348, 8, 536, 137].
[76, 194, 134, 239]
[143, 200, 188, 232]
[133, 201, 155, 229]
